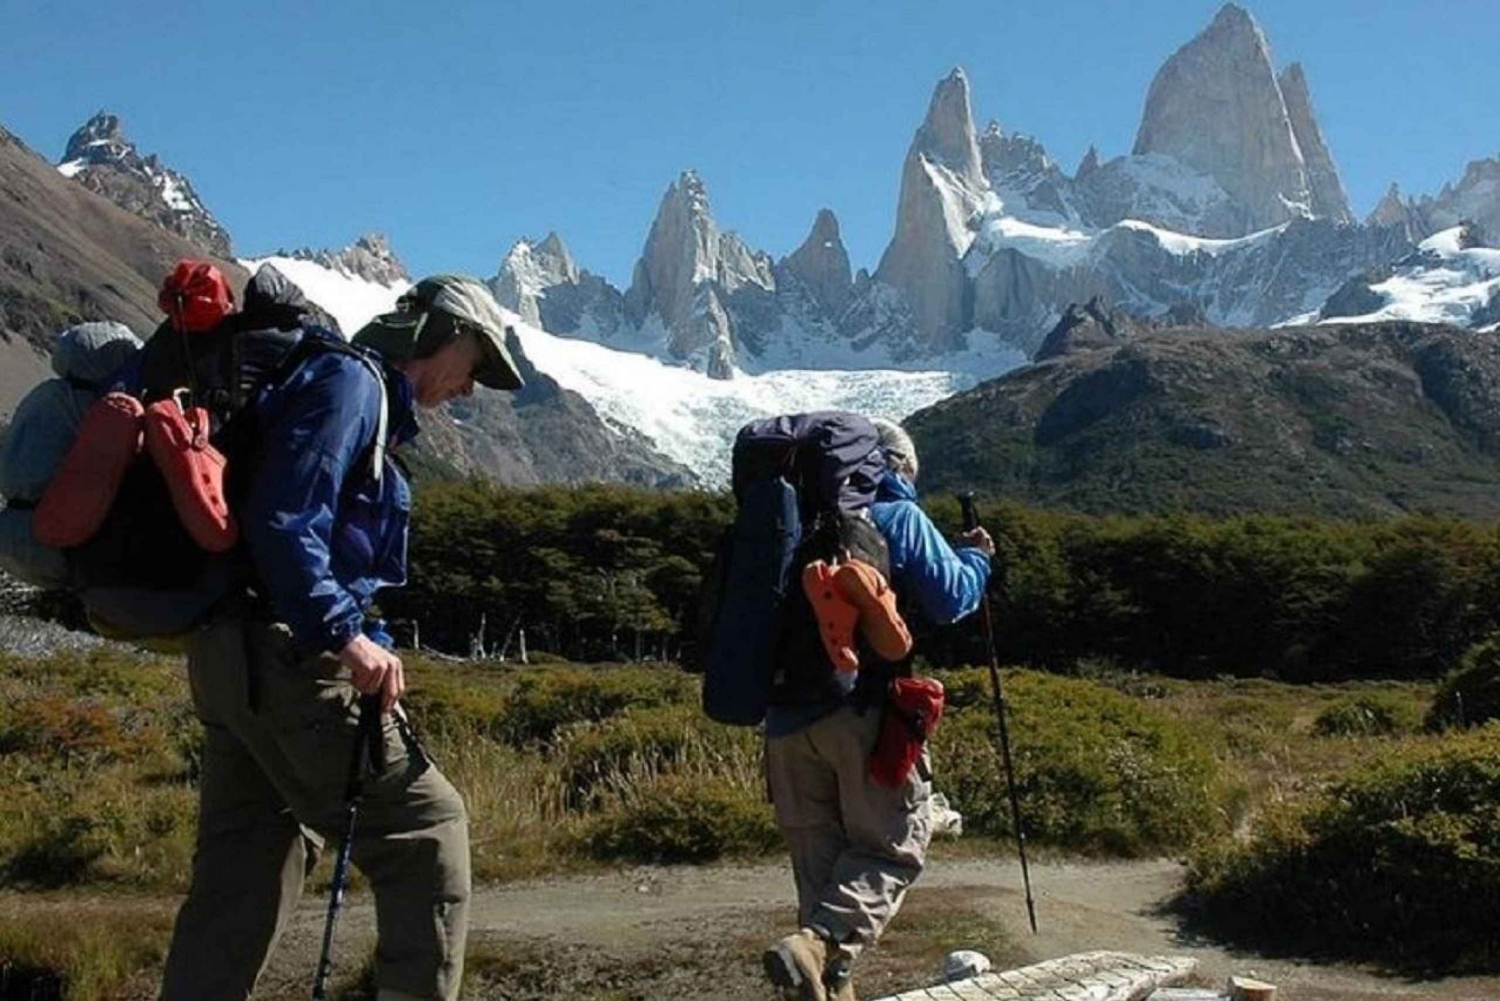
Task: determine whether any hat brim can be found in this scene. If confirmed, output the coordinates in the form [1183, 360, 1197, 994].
[472, 324, 524, 390]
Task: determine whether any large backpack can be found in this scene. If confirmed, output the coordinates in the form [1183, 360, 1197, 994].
[0, 260, 387, 640]
[0, 322, 144, 590]
[695, 412, 891, 726]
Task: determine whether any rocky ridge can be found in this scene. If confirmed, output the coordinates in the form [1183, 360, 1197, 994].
[285, 233, 411, 287]
[909, 310, 1500, 519]
[495, 4, 1489, 373]
[57, 112, 232, 257]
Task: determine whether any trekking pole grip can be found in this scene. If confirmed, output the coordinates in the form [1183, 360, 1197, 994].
[960, 491, 979, 533]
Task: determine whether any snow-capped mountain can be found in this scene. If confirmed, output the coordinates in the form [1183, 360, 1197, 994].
[240, 238, 411, 336]
[496, 3, 1495, 373]
[1320, 225, 1500, 331]
[1367, 158, 1500, 246]
[57, 112, 232, 257]
[263, 247, 1009, 484]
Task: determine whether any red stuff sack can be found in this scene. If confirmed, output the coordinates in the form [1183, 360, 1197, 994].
[869, 676, 946, 789]
[143, 395, 238, 552]
[32, 392, 145, 549]
[158, 260, 235, 333]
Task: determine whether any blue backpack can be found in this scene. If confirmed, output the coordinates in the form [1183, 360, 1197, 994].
[696, 412, 889, 726]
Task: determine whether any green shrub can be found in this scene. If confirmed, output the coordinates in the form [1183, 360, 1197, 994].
[556, 703, 752, 806]
[1186, 725, 1500, 972]
[932, 669, 1220, 855]
[498, 667, 696, 746]
[1313, 692, 1421, 737]
[1428, 635, 1500, 731]
[584, 773, 780, 863]
[0, 904, 172, 1001]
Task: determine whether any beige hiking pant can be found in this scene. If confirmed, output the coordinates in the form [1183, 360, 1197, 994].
[160, 617, 470, 1001]
[766, 704, 933, 968]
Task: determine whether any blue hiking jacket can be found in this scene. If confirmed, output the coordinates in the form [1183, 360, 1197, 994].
[765, 470, 992, 737]
[239, 336, 418, 654]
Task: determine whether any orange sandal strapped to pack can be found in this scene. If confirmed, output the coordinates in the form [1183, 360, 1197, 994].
[33, 392, 145, 549]
[802, 559, 860, 674]
[833, 559, 912, 662]
[143, 392, 238, 553]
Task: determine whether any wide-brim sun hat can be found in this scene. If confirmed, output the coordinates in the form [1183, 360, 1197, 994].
[354, 274, 524, 390]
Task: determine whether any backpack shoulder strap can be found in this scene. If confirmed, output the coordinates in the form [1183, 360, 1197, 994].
[261, 332, 390, 485]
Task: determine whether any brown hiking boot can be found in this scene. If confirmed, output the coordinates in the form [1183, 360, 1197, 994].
[828, 978, 856, 1001]
[763, 928, 828, 1000]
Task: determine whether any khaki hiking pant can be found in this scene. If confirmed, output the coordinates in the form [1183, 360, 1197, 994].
[766, 704, 933, 970]
[160, 617, 470, 1001]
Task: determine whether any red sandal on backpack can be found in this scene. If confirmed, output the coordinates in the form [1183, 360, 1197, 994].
[32, 392, 145, 549]
[143, 391, 238, 553]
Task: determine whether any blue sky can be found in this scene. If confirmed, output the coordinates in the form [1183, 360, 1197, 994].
[3, 0, 1496, 286]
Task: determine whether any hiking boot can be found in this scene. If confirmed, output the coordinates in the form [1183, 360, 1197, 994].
[827, 976, 857, 1001]
[763, 928, 829, 1001]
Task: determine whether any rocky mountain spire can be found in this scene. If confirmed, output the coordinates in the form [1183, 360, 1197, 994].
[1132, 4, 1311, 234]
[287, 234, 410, 287]
[875, 68, 989, 353]
[623, 170, 774, 377]
[1077, 145, 1101, 180]
[781, 208, 852, 316]
[493, 232, 581, 327]
[1278, 63, 1353, 224]
[57, 111, 232, 256]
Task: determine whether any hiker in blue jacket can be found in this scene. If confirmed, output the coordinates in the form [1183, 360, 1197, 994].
[161, 276, 523, 1001]
[763, 418, 994, 1001]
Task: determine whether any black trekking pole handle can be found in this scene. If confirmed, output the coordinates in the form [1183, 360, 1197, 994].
[312, 694, 381, 1000]
[959, 492, 1039, 934]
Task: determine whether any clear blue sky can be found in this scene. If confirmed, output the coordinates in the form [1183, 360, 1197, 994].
[3, 0, 1496, 286]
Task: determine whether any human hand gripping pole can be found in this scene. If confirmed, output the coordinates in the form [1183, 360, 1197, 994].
[311, 693, 383, 1000]
[960, 492, 1039, 935]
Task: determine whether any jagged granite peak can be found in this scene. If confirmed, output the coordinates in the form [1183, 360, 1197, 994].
[781, 208, 853, 315]
[1077, 145, 1102, 180]
[56, 110, 232, 257]
[979, 121, 1083, 226]
[1278, 63, 1354, 224]
[624, 170, 774, 376]
[875, 68, 989, 353]
[1132, 3, 1312, 234]
[912, 68, 984, 187]
[493, 231, 584, 328]
[286, 233, 410, 287]
[1416, 156, 1500, 241]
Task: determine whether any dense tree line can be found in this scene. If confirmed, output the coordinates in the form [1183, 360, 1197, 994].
[389, 481, 1500, 681]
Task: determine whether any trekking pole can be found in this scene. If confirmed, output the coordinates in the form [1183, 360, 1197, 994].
[312, 693, 381, 1000]
[960, 492, 1039, 935]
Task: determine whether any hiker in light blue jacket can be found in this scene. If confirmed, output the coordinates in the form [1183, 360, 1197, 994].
[764, 419, 994, 1001]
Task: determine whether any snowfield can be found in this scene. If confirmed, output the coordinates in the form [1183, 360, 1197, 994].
[1319, 227, 1500, 328]
[238, 254, 1024, 485]
[238, 255, 409, 336]
[511, 319, 1012, 484]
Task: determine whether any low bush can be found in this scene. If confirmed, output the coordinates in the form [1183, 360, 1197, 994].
[1428, 635, 1500, 731]
[1313, 692, 1421, 737]
[0, 903, 172, 1001]
[932, 668, 1221, 855]
[1186, 725, 1500, 972]
[584, 772, 780, 864]
[497, 666, 696, 746]
[556, 703, 753, 807]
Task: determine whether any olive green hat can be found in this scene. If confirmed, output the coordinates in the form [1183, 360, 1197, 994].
[353, 274, 524, 390]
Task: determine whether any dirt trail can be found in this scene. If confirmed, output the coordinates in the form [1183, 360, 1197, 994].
[254, 856, 1499, 1000]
